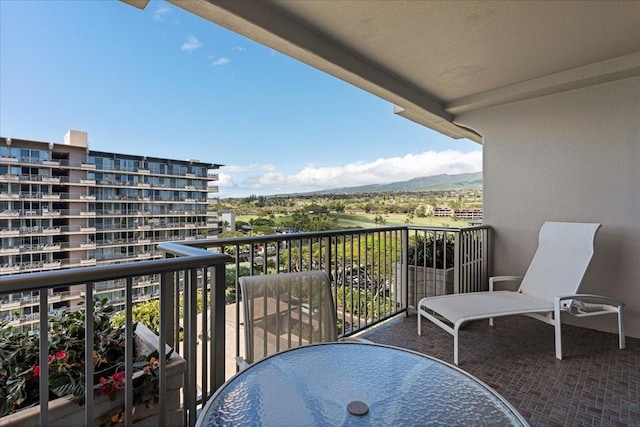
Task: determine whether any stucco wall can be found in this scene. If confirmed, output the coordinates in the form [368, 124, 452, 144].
[458, 77, 640, 339]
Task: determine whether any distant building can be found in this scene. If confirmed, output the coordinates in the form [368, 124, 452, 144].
[220, 211, 235, 232]
[433, 207, 454, 217]
[454, 208, 483, 220]
[0, 130, 221, 331]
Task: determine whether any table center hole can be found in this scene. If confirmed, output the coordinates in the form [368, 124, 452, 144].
[347, 400, 369, 416]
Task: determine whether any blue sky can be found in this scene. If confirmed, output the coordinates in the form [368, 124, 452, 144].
[0, 0, 482, 198]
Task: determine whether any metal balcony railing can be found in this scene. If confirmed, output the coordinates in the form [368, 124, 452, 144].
[188, 225, 489, 333]
[0, 225, 489, 426]
[0, 244, 233, 427]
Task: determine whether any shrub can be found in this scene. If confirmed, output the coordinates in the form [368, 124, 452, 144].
[407, 233, 455, 269]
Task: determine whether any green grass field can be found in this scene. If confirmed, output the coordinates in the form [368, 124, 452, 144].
[235, 213, 469, 229]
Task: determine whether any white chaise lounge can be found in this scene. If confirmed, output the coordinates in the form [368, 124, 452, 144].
[418, 222, 625, 365]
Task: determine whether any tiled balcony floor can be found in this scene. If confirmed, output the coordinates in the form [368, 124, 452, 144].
[359, 314, 639, 427]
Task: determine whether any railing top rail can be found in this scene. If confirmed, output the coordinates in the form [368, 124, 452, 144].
[407, 224, 490, 232]
[0, 245, 232, 294]
[182, 226, 407, 249]
[177, 225, 487, 249]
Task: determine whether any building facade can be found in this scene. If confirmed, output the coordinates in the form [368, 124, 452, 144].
[0, 130, 221, 330]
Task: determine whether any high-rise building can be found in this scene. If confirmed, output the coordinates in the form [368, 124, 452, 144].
[0, 130, 222, 330]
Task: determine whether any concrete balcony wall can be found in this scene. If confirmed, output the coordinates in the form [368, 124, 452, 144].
[458, 76, 640, 338]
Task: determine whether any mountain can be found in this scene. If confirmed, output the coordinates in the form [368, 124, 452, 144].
[310, 172, 482, 195]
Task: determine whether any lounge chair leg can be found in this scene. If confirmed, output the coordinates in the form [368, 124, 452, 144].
[418, 311, 422, 336]
[555, 319, 563, 360]
[618, 306, 626, 349]
[454, 323, 460, 365]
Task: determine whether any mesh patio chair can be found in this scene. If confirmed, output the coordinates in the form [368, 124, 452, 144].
[237, 270, 369, 370]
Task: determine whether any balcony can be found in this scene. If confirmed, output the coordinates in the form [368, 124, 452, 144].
[0, 246, 20, 255]
[1, 226, 636, 426]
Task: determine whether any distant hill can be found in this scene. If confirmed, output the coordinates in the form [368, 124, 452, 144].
[309, 172, 482, 195]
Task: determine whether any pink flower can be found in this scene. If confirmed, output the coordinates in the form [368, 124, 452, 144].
[55, 350, 67, 360]
[48, 354, 56, 365]
[112, 371, 126, 381]
[32, 365, 40, 377]
[112, 371, 126, 389]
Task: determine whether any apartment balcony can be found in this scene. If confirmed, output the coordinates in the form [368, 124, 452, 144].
[0, 155, 19, 163]
[41, 176, 61, 183]
[42, 227, 61, 234]
[0, 264, 20, 273]
[0, 192, 20, 200]
[0, 246, 20, 255]
[0, 226, 636, 427]
[17, 243, 62, 253]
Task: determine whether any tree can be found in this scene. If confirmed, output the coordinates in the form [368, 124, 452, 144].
[252, 217, 274, 227]
[251, 225, 275, 235]
[234, 220, 249, 231]
[374, 215, 386, 225]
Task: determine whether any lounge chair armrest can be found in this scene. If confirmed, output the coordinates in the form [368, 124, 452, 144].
[489, 276, 523, 291]
[556, 294, 625, 316]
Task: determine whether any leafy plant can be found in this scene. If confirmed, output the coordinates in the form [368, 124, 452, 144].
[407, 233, 455, 269]
[335, 287, 394, 320]
[0, 298, 168, 421]
[111, 300, 160, 335]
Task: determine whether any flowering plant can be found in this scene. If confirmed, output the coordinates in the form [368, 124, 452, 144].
[0, 298, 167, 422]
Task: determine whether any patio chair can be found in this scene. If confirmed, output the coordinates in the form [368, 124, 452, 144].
[237, 270, 369, 370]
[418, 222, 625, 365]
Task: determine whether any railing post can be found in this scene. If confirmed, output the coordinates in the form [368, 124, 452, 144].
[158, 271, 172, 427]
[454, 230, 461, 294]
[38, 289, 49, 427]
[323, 236, 332, 282]
[483, 227, 490, 291]
[401, 227, 408, 312]
[183, 269, 198, 427]
[212, 264, 226, 391]
[83, 284, 94, 426]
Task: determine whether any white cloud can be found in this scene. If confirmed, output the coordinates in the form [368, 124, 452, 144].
[224, 164, 276, 173]
[216, 173, 235, 188]
[216, 150, 482, 198]
[153, 5, 170, 21]
[233, 46, 246, 52]
[181, 35, 202, 52]
[210, 57, 230, 66]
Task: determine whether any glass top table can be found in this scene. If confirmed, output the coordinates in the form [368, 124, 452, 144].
[197, 342, 528, 426]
